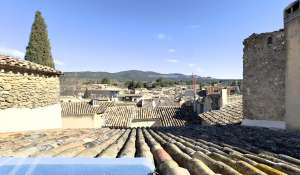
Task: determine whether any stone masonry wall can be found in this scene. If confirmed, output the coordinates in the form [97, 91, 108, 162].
[243, 30, 286, 121]
[0, 71, 60, 109]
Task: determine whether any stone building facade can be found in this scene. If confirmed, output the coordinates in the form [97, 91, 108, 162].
[243, 0, 300, 129]
[284, 0, 300, 129]
[61, 101, 113, 128]
[243, 30, 286, 122]
[0, 73, 59, 109]
[0, 55, 62, 132]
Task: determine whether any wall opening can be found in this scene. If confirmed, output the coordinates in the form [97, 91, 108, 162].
[285, 8, 292, 16]
[267, 37, 273, 45]
[285, 1, 300, 17]
[292, 1, 299, 12]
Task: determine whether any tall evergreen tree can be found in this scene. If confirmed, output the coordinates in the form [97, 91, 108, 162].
[25, 11, 55, 68]
[83, 88, 90, 99]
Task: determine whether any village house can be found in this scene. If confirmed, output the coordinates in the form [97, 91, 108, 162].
[118, 93, 143, 102]
[0, 55, 62, 132]
[102, 105, 198, 128]
[61, 100, 114, 128]
[85, 89, 120, 101]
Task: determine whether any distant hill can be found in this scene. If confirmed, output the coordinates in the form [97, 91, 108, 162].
[59, 70, 242, 96]
[60, 70, 213, 82]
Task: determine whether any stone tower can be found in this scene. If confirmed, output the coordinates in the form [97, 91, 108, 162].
[242, 30, 286, 129]
[284, 0, 300, 129]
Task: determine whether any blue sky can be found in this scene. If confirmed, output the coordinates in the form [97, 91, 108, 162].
[0, 0, 292, 78]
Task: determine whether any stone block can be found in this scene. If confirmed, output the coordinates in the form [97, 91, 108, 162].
[0, 72, 60, 109]
[243, 30, 286, 121]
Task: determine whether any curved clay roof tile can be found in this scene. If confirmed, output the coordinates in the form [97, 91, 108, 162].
[0, 55, 62, 75]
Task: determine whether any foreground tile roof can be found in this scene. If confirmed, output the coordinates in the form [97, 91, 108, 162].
[0, 55, 62, 75]
[199, 102, 243, 125]
[0, 126, 299, 175]
[61, 102, 114, 117]
[102, 106, 199, 127]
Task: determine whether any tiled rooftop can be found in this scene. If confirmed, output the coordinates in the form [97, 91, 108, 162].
[135, 107, 161, 120]
[199, 102, 243, 125]
[102, 106, 199, 128]
[61, 99, 242, 128]
[102, 106, 135, 127]
[1, 126, 299, 175]
[62, 102, 114, 117]
[156, 107, 198, 127]
[155, 97, 181, 107]
[0, 55, 62, 75]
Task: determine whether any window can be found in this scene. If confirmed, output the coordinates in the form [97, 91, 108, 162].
[293, 1, 299, 12]
[267, 37, 273, 45]
[285, 7, 292, 17]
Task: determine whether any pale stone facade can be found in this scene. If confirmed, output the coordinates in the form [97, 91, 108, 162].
[0, 104, 62, 132]
[62, 115, 104, 128]
[61, 101, 113, 128]
[284, 0, 300, 129]
[0, 72, 60, 109]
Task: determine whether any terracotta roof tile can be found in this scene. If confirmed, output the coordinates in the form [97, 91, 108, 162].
[199, 102, 243, 125]
[0, 55, 62, 75]
[102, 106, 199, 127]
[61, 102, 114, 117]
[1, 126, 299, 175]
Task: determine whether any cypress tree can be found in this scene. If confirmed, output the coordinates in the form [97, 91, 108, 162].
[25, 11, 55, 68]
[83, 88, 90, 99]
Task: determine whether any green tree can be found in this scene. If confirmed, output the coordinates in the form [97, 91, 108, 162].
[125, 80, 135, 90]
[210, 80, 218, 86]
[230, 81, 236, 86]
[199, 83, 203, 90]
[156, 78, 163, 83]
[25, 11, 54, 68]
[83, 88, 90, 99]
[135, 81, 143, 88]
[185, 80, 192, 85]
[101, 77, 111, 84]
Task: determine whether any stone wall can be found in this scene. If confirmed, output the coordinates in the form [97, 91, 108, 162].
[0, 71, 60, 109]
[243, 30, 286, 121]
[227, 95, 242, 105]
[284, 1, 300, 129]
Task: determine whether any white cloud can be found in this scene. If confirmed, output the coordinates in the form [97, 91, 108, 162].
[54, 59, 64, 66]
[0, 48, 25, 59]
[157, 33, 166, 40]
[188, 63, 195, 67]
[166, 59, 179, 63]
[168, 49, 176, 53]
[186, 24, 201, 29]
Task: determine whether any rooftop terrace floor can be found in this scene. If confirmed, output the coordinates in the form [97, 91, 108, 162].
[0, 126, 300, 175]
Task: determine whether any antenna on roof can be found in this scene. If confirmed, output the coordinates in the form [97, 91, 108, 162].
[192, 73, 196, 112]
[192, 73, 196, 97]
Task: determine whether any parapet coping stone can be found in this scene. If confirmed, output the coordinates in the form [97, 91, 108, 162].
[0, 55, 62, 76]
